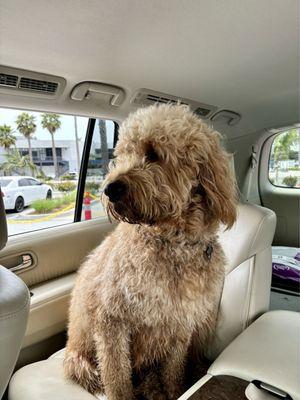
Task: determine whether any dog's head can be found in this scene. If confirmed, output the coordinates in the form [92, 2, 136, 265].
[103, 104, 237, 230]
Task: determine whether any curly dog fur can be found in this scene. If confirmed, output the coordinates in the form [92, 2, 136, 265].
[64, 104, 237, 399]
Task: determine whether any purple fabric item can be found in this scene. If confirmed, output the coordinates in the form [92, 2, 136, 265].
[272, 262, 300, 283]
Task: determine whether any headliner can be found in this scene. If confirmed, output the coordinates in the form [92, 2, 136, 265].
[0, 0, 299, 137]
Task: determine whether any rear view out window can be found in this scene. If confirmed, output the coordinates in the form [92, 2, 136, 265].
[269, 128, 300, 188]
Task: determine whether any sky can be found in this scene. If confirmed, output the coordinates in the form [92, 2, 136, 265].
[0, 107, 115, 145]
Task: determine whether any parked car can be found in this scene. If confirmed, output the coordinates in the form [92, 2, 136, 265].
[0, 176, 52, 212]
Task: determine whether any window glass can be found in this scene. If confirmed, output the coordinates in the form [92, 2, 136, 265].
[18, 179, 30, 187]
[27, 179, 39, 185]
[269, 128, 300, 188]
[0, 179, 12, 187]
[0, 107, 89, 235]
[81, 119, 115, 221]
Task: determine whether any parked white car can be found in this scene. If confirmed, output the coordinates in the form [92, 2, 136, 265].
[0, 176, 53, 212]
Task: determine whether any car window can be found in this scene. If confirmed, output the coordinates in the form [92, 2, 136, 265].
[0, 179, 12, 187]
[0, 107, 117, 235]
[269, 128, 300, 188]
[18, 178, 30, 187]
[27, 179, 40, 186]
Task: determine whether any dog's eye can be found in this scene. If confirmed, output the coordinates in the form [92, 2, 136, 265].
[145, 147, 159, 163]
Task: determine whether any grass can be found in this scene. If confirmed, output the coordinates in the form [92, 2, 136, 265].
[31, 191, 77, 214]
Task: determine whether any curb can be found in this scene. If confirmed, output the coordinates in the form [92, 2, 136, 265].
[7, 203, 75, 224]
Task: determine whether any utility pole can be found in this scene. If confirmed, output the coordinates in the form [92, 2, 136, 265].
[74, 116, 81, 173]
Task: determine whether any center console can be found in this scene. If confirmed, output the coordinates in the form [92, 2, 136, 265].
[179, 311, 300, 400]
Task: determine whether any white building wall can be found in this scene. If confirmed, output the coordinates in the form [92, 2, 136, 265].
[0, 138, 84, 176]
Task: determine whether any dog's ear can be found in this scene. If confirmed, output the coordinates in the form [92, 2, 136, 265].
[198, 133, 237, 229]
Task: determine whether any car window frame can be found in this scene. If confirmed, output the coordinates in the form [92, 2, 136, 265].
[267, 130, 300, 190]
[1, 107, 118, 236]
[74, 119, 119, 222]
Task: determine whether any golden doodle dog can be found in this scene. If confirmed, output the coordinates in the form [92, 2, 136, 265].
[64, 104, 237, 400]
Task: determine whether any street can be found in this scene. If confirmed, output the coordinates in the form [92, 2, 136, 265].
[6, 199, 107, 236]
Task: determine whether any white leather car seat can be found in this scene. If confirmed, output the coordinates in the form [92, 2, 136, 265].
[0, 193, 30, 398]
[8, 203, 276, 400]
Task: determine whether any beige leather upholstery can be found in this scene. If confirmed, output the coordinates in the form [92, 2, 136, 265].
[209, 203, 276, 359]
[9, 350, 99, 400]
[23, 273, 75, 348]
[0, 266, 30, 398]
[0, 219, 115, 353]
[8, 203, 276, 400]
[209, 311, 300, 400]
[180, 311, 300, 400]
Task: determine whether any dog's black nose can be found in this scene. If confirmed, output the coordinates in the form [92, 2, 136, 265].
[104, 180, 127, 202]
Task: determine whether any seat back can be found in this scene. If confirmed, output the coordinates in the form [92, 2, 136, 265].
[208, 203, 276, 360]
[0, 192, 30, 398]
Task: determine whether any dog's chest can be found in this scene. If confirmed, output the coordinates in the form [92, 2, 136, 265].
[114, 238, 218, 326]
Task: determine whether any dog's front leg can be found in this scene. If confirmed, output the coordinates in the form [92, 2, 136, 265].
[94, 319, 134, 400]
[161, 340, 189, 400]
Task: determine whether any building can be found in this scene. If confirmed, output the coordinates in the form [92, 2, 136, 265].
[0, 137, 84, 177]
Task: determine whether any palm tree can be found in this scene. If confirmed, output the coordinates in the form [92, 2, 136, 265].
[1, 148, 37, 175]
[15, 112, 36, 163]
[98, 119, 109, 176]
[0, 124, 16, 152]
[41, 113, 61, 178]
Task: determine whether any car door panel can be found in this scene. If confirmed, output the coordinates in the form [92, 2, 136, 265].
[0, 219, 116, 351]
[23, 273, 75, 348]
[0, 218, 115, 287]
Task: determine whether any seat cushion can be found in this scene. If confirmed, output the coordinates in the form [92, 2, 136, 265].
[8, 350, 106, 400]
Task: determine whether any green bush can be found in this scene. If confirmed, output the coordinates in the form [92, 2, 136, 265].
[36, 173, 52, 182]
[56, 181, 77, 192]
[289, 167, 300, 171]
[282, 175, 298, 187]
[85, 181, 101, 194]
[61, 174, 75, 181]
[32, 191, 76, 214]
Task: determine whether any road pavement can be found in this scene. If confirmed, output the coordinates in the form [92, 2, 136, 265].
[6, 200, 106, 236]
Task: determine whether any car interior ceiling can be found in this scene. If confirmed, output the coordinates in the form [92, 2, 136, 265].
[0, 1, 299, 400]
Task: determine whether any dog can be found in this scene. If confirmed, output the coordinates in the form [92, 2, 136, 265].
[64, 104, 237, 400]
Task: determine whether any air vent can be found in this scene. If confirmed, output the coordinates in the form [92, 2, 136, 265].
[146, 94, 188, 106]
[0, 73, 18, 88]
[194, 107, 211, 117]
[19, 77, 58, 94]
[131, 89, 217, 119]
[0, 65, 66, 99]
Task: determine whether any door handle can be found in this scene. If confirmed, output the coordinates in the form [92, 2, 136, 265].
[10, 254, 33, 273]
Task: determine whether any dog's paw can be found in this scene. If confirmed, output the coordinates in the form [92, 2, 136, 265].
[63, 351, 104, 395]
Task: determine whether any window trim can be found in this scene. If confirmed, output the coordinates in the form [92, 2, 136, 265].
[74, 119, 119, 222]
[74, 118, 96, 222]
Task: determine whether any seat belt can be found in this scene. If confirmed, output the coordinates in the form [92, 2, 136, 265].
[245, 145, 257, 203]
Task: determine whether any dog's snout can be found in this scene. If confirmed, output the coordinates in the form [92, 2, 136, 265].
[104, 180, 127, 202]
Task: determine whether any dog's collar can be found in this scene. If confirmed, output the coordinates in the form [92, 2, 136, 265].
[162, 237, 214, 261]
[205, 244, 214, 260]
[188, 240, 214, 260]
